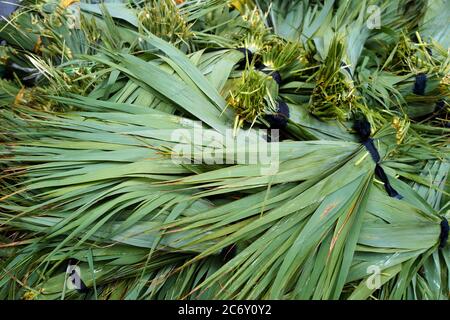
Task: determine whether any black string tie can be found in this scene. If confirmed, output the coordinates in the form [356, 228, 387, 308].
[262, 68, 289, 129]
[235, 48, 282, 86]
[439, 218, 449, 249]
[413, 73, 427, 96]
[257, 64, 282, 86]
[266, 99, 290, 129]
[234, 48, 290, 131]
[354, 119, 403, 199]
[255, 62, 289, 129]
[236, 47, 254, 70]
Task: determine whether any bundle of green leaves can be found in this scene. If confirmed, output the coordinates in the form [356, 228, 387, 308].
[0, 0, 448, 300]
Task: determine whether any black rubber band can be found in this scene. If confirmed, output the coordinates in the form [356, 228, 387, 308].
[439, 218, 449, 249]
[413, 73, 427, 96]
[354, 119, 403, 199]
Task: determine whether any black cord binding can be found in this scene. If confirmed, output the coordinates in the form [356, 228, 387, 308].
[353, 119, 403, 199]
[413, 73, 427, 96]
[439, 218, 449, 249]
